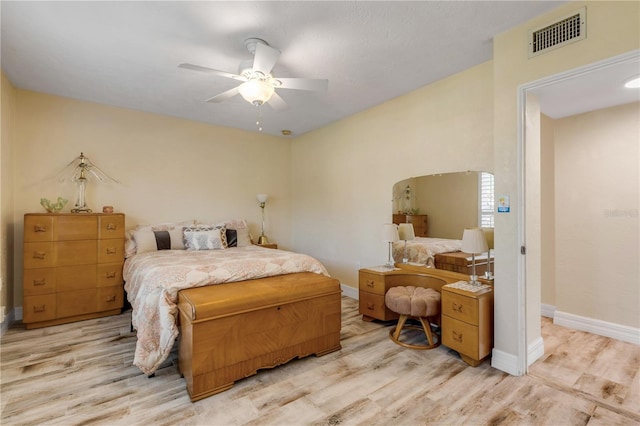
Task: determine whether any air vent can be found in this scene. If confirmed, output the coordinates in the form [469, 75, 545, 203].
[528, 7, 586, 58]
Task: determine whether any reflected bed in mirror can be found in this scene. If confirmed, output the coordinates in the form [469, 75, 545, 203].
[391, 171, 494, 276]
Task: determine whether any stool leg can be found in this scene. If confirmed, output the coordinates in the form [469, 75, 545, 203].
[393, 314, 408, 340]
[419, 316, 435, 346]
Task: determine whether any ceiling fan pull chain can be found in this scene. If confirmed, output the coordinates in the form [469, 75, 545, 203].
[256, 105, 263, 132]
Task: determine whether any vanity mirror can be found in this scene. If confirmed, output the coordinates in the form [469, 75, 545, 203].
[391, 171, 495, 275]
[392, 171, 494, 239]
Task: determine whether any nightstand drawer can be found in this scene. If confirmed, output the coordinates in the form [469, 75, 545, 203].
[442, 315, 479, 359]
[359, 271, 386, 295]
[442, 290, 478, 326]
[358, 292, 398, 321]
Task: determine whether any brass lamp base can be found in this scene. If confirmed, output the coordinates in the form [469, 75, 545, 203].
[257, 235, 269, 245]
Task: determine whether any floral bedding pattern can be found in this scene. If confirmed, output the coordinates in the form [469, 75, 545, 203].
[392, 237, 462, 266]
[123, 245, 329, 375]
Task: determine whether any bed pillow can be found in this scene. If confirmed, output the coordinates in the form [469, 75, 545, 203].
[183, 226, 227, 251]
[226, 228, 238, 247]
[126, 220, 194, 257]
[133, 227, 187, 254]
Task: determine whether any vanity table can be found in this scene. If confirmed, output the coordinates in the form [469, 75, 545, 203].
[358, 265, 493, 366]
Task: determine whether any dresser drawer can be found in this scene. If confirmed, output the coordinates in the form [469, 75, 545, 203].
[56, 240, 97, 266]
[98, 215, 125, 239]
[57, 289, 97, 318]
[23, 294, 57, 323]
[23, 242, 56, 268]
[23, 268, 56, 296]
[442, 290, 478, 326]
[97, 262, 124, 287]
[97, 286, 124, 312]
[358, 271, 386, 295]
[98, 239, 124, 264]
[56, 215, 97, 240]
[24, 215, 55, 242]
[358, 291, 398, 321]
[57, 265, 97, 291]
[442, 315, 479, 359]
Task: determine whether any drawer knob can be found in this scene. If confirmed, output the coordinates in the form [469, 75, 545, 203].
[105, 295, 116, 302]
[452, 330, 463, 343]
[106, 223, 117, 231]
[34, 224, 47, 233]
[33, 305, 46, 313]
[366, 280, 375, 288]
[33, 279, 47, 286]
[32, 251, 47, 260]
[106, 247, 117, 255]
[366, 302, 375, 311]
[452, 302, 463, 313]
[105, 271, 117, 278]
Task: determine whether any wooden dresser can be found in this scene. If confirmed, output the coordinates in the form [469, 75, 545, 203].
[392, 214, 428, 237]
[23, 213, 125, 329]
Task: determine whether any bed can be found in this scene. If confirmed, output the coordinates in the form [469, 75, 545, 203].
[392, 237, 463, 267]
[123, 220, 341, 382]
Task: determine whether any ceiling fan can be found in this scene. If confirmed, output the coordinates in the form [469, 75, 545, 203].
[179, 38, 328, 112]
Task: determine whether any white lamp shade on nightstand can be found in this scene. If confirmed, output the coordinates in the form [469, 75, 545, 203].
[398, 223, 415, 241]
[461, 228, 488, 254]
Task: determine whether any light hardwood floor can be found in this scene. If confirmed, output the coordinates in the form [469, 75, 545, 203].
[1, 296, 638, 425]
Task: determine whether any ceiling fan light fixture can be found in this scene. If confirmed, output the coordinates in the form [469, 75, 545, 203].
[238, 80, 274, 106]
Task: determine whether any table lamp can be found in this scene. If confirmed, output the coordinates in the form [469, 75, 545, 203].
[461, 228, 488, 285]
[256, 194, 269, 244]
[482, 227, 494, 280]
[398, 223, 415, 264]
[381, 223, 399, 268]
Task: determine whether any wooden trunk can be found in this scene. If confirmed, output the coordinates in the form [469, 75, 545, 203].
[434, 251, 493, 275]
[177, 272, 342, 401]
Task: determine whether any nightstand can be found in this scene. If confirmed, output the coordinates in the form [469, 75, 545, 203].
[441, 283, 493, 366]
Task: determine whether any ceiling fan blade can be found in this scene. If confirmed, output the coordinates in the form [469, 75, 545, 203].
[205, 86, 240, 103]
[252, 43, 280, 75]
[178, 63, 245, 81]
[276, 78, 328, 92]
[267, 92, 288, 111]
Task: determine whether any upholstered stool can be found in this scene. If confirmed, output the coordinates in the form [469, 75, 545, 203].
[385, 286, 441, 350]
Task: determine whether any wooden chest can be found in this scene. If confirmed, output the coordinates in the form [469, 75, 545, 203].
[23, 213, 125, 329]
[392, 214, 428, 237]
[434, 251, 493, 276]
[177, 272, 342, 401]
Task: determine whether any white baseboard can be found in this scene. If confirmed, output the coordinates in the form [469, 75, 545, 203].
[554, 310, 640, 345]
[340, 283, 358, 300]
[540, 303, 555, 318]
[1, 308, 16, 338]
[527, 336, 545, 366]
[491, 349, 525, 376]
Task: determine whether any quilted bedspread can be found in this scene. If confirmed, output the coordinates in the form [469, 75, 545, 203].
[392, 237, 462, 266]
[123, 246, 329, 375]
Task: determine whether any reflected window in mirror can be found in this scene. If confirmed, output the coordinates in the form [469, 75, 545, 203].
[479, 172, 495, 228]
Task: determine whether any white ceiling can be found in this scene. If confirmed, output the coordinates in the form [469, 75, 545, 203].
[2, 1, 637, 138]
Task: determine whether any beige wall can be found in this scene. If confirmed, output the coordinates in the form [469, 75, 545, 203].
[291, 61, 494, 286]
[540, 114, 556, 307]
[554, 102, 639, 327]
[494, 1, 639, 362]
[11, 90, 291, 305]
[1, 71, 16, 323]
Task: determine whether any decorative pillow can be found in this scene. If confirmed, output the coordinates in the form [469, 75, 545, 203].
[216, 219, 252, 247]
[133, 227, 186, 254]
[126, 220, 194, 256]
[226, 228, 238, 247]
[183, 226, 226, 251]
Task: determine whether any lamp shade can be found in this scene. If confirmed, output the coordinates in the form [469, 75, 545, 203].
[461, 228, 488, 254]
[381, 223, 399, 243]
[256, 194, 268, 203]
[482, 227, 494, 250]
[398, 223, 415, 241]
[238, 80, 274, 105]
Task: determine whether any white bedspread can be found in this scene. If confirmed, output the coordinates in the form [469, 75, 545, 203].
[392, 237, 462, 266]
[123, 246, 328, 375]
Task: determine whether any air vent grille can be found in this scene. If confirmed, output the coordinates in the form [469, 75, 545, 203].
[528, 7, 586, 58]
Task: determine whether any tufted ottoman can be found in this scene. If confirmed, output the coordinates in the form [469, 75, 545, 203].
[385, 286, 441, 350]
